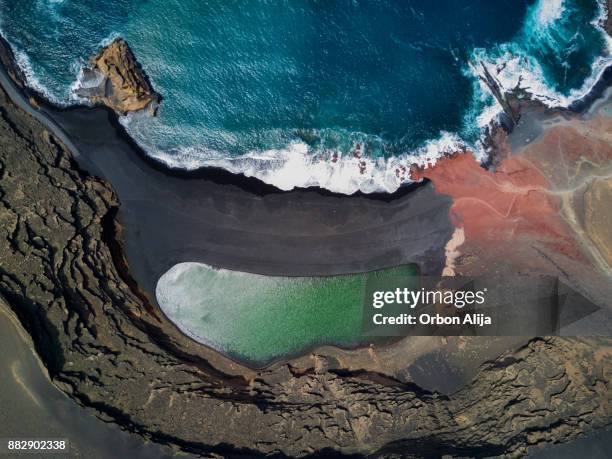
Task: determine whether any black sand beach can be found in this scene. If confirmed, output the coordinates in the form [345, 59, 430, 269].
[0, 42, 460, 370]
[0, 58, 454, 304]
[0, 26, 610, 458]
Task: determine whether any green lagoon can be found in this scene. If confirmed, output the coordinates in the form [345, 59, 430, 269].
[156, 263, 418, 365]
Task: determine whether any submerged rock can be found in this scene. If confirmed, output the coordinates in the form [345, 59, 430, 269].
[77, 38, 160, 116]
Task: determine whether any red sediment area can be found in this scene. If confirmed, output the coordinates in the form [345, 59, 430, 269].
[411, 152, 586, 267]
[520, 125, 612, 188]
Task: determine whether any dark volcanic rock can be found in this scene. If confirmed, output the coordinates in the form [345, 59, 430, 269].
[0, 70, 610, 457]
[478, 62, 522, 127]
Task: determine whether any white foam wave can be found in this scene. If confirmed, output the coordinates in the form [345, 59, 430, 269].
[470, 0, 612, 110]
[130, 0, 611, 195]
[460, 0, 612, 165]
[68, 33, 123, 102]
[68, 64, 103, 103]
[12, 49, 66, 105]
[4, 28, 122, 107]
[472, 49, 612, 109]
[536, 0, 565, 26]
[4, 0, 612, 195]
[120, 113, 465, 194]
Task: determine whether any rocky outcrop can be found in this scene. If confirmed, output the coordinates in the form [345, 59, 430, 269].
[0, 66, 610, 457]
[478, 62, 522, 127]
[76, 38, 160, 115]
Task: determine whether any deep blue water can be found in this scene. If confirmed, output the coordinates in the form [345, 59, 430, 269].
[0, 0, 609, 192]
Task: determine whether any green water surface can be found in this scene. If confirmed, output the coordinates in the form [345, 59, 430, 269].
[156, 263, 418, 365]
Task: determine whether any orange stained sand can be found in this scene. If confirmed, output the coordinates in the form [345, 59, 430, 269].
[411, 153, 585, 263]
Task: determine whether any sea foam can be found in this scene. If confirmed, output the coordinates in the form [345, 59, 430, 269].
[469, 0, 612, 109]
[537, 0, 565, 26]
[123, 0, 611, 195]
[120, 110, 466, 194]
[13, 49, 65, 105]
[5, 0, 612, 195]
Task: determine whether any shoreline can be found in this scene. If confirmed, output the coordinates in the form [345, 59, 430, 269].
[0, 2, 610, 370]
[1, 0, 611, 196]
[1, 26, 611, 370]
[0, 39, 455, 261]
[0, 64, 528, 379]
[0, 13, 610, 458]
[0, 34, 457, 371]
[0, 32, 429, 200]
[43, 101, 454, 286]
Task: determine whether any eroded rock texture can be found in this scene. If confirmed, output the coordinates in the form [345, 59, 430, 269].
[79, 38, 160, 115]
[0, 75, 610, 457]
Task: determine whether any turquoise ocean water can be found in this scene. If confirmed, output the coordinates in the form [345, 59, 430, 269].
[0, 0, 610, 193]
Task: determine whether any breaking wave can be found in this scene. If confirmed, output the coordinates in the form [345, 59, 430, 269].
[468, 0, 612, 109]
[117, 0, 612, 194]
[120, 110, 467, 194]
[2, 0, 611, 194]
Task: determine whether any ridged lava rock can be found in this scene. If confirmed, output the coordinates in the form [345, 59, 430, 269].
[0, 68, 610, 457]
